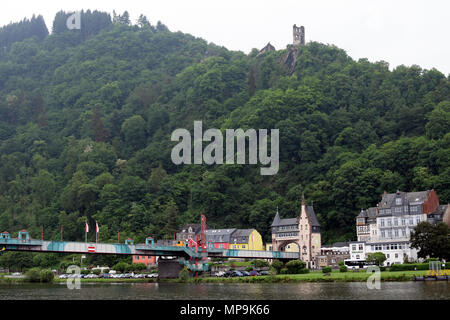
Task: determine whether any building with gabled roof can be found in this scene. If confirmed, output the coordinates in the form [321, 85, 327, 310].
[271, 193, 321, 268]
[354, 189, 449, 266]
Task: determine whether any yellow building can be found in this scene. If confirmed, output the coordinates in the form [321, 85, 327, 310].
[229, 229, 263, 251]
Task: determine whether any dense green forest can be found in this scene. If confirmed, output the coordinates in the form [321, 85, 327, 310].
[0, 9, 449, 269]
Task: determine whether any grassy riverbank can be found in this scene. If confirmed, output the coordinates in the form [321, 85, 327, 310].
[0, 270, 431, 284]
[162, 270, 429, 283]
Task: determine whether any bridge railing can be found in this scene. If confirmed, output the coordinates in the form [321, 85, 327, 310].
[0, 238, 43, 246]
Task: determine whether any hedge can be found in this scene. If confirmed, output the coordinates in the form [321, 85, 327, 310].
[390, 263, 431, 271]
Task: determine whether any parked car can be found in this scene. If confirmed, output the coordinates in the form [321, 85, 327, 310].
[259, 271, 269, 276]
[231, 271, 243, 277]
[147, 273, 158, 278]
[223, 271, 232, 277]
[214, 271, 226, 277]
[58, 274, 68, 279]
[241, 271, 250, 276]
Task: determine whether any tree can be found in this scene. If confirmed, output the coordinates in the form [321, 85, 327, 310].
[410, 222, 450, 261]
[366, 252, 387, 267]
[91, 107, 110, 142]
[271, 260, 283, 274]
[285, 260, 306, 274]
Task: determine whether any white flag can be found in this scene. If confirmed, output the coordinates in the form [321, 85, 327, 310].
[85, 222, 89, 233]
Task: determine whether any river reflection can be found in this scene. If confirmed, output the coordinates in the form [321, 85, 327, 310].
[0, 281, 448, 300]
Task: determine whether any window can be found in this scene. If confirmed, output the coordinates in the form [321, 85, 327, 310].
[402, 229, 406, 237]
[379, 219, 385, 227]
[352, 245, 357, 251]
[411, 206, 418, 212]
[388, 230, 392, 238]
[409, 218, 414, 225]
[387, 254, 390, 258]
[386, 209, 392, 214]
[242, 245, 246, 249]
[396, 198, 402, 205]
[394, 218, 398, 226]
[395, 207, 402, 213]
[395, 253, 398, 258]
[387, 219, 392, 226]
[359, 244, 363, 251]
[356, 255, 360, 259]
[394, 229, 399, 237]
[416, 217, 421, 224]
[381, 231, 385, 238]
[402, 218, 406, 226]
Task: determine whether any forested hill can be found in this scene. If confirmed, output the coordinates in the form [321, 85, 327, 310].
[0, 10, 449, 245]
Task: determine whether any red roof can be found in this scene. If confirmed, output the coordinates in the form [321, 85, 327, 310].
[20, 229, 27, 232]
[2, 231, 9, 234]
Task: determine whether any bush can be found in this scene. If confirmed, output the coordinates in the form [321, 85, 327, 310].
[297, 268, 309, 274]
[280, 268, 288, 274]
[113, 262, 129, 273]
[92, 269, 101, 275]
[245, 266, 253, 272]
[285, 260, 307, 274]
[271, 260, 283, 274]
[103, 269, 110, 274]
[250, 259, 270, 268]
[390, 263, 429, 271]
[339, 266, 347, 273]
[25, 268, 41, 282]
[322, 267, 332, 274]
[81, 269, 90, 275]
[179, 267, 190, 280]
[39, 269, 54, 283]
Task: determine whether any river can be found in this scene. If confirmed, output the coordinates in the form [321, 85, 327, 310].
[0, 281, 448, 300]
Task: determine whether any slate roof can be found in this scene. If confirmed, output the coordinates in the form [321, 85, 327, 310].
[178, 224, 202, 234]
[205, 229, 236, 243]
[230, 229, 255, 243]
[379, 190, 429, 208]
[357, 207, 378, 219]
[271, 206, 320, 227]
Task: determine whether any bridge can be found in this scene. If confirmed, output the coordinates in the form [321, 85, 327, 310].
[0, 230, 299, 276]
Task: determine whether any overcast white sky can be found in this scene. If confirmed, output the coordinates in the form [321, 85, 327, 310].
[1, 0, 449, 75]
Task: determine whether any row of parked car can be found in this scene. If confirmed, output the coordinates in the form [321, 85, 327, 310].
[214, 270, 270, 277]
[58, 273, 158, 279]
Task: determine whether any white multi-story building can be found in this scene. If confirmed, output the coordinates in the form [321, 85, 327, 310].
[354, 189, 449, 266]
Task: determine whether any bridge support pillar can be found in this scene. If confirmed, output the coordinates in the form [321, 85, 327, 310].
[158, 258, 184, 279]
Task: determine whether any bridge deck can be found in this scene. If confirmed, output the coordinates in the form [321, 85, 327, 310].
[0, 239, 299, 260]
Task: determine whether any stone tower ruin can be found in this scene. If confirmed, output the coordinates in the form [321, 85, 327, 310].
[293, 24, 305, 46]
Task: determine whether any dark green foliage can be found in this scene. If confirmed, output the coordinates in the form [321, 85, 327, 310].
[271, 260, 283, 274]
[322, 267, 332, 274]
[0, 11, 448, 273]
[366, 252, 387, 267]
[0, 15, 48, 49]
[390, 263, 430, 271]
[179, 266, 190, 279]
[39, 269, 54, 282]
[24, 267, 41, 282]
[410, 222, 450, 260]
[285, 260, 307, 274]
[250, 259, 270, 268]
[339, 265, 347, 272]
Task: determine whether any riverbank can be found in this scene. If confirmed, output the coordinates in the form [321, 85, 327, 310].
[162, 270, 430, 283]
[0, 270, 431, 284]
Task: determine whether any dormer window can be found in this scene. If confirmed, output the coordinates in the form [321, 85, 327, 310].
[396, 198, 402, 205]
